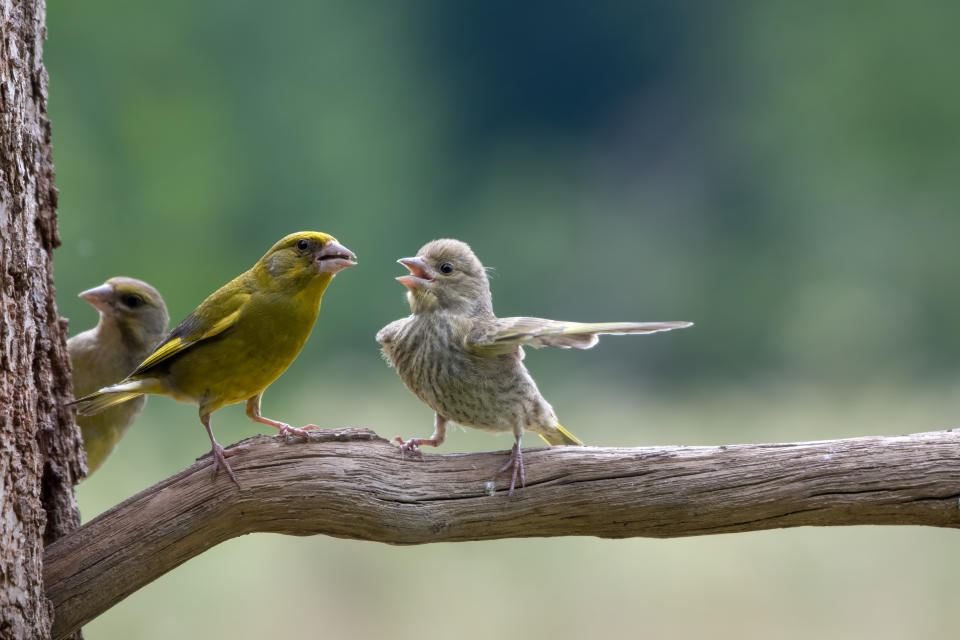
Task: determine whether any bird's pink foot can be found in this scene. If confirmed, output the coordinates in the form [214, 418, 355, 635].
[498, 443, 525, 496]
[393, 436, 444, 459]
[275, 422, 316, 438]
[394, 436, 425, 458]
[210, 442, 241, 487]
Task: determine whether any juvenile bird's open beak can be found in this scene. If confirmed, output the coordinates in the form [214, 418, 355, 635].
[316, 241, 357, 274]
[79, 283, 113, 314]
[396, 257, 433, 291]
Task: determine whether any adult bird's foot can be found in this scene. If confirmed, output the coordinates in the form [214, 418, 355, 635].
[249, 408, 316, 439]
[275, 422, 316, 438]
[210, 442, 242, 487]
[498, 443, 525, 496]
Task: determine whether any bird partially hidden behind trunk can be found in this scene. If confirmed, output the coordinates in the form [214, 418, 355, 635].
[377, 238, 692, 495]
[71, 232, 357, 486]
[68, 277, 169, 477]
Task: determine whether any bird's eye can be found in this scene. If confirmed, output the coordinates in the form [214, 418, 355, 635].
[297, 239, 310, 251]
[439, 262, 454, 275]
[122, 294, 144, 308]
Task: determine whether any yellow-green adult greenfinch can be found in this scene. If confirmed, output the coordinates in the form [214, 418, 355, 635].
[377, 238, 691, 494]
[68, 277, 169, 477]
[73, 231, 357, 485]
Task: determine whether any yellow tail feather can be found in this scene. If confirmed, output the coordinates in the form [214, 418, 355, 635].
[71, 391, 145, 417]
[538, 424, 584, 446]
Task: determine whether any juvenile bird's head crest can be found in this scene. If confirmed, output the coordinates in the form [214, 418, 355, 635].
[396, 238, 493, 316]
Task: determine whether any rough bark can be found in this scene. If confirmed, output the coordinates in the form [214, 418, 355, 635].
[0, 0, 83, 638]
[45, 428, 960, 639]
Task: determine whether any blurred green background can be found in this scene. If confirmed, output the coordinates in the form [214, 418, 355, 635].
[47, 1, 959, 638]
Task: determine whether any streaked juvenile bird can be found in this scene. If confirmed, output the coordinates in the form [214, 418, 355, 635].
[73, 232, 357, 485]
[377, 238, 691, 495]
[68, 277, 169, 477]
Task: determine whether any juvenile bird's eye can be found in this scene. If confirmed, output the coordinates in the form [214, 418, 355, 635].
[439, 262, 454, 275]
[122, 294, 144, 308]
[297, 239, 310, 251]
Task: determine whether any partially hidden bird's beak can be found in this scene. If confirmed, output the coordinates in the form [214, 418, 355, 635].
[396, 257, 432, 291]
[79, 283, 113, 314]
[316, 241, 357, 274]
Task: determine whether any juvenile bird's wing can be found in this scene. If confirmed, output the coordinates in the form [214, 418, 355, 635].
[128, 287, 250, 377]
[467, 318, 692, 355]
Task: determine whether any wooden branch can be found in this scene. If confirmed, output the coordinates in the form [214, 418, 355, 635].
[45, 428, 960, 639]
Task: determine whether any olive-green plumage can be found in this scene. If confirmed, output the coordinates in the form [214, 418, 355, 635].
[73, 231, 357, 485]
[377, 238, 692, 494]
[68, 277, 169, 477]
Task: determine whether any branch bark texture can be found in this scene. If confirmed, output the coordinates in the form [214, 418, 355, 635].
[45, 428, 960, 639]
[0, 0, 82, 637]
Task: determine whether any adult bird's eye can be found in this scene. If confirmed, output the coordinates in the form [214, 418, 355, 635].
[122, 294, 144, 308]
[439, 262, 454, 275]
[297, 239, 310, 251]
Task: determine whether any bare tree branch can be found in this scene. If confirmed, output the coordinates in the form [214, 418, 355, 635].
[45, 428, 960, 639]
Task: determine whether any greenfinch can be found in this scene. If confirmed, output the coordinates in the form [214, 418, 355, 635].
[68, 277, 170, 477]
[377, 238, 691, 494]
[73, 231, 356, 485]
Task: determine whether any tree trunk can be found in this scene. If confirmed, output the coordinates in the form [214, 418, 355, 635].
[0, 1, 84, 638]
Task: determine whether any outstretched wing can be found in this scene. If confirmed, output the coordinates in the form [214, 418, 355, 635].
[128, 288, 250, 377]
[467, 318, 692, 356]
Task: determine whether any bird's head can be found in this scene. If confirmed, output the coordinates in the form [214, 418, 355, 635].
[396, 239, 492, 315]
[80, 277, 170, 347]
[258, 231, 357, 290]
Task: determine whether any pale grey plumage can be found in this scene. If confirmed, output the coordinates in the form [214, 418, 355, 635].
[68, 277, 169, 476]
[377, 238, 692, 494]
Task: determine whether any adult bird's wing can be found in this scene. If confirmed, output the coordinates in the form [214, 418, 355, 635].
[128, 288, 250, 377]
[467, 318, 692, 355]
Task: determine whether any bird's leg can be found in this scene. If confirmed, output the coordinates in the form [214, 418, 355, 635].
[395, 413, 447, 458]
[245, 394, 314, 438]
[201, 412, 241, 487]
[497, 430, 525, 496]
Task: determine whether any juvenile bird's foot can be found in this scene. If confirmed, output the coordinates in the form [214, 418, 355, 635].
[498, 443, 525, 496]
[394, 436, 424, 458]
[393, 436, 441, 459]
[210, 442, 241, 487]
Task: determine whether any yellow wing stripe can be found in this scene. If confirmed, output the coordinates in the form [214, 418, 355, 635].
[132, 306, 243, 374]
[134, 336, 185, 372]
[201, 307, 243, 341]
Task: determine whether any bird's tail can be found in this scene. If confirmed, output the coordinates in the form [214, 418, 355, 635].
[71, 390, 144, 416]
[69, 379, 152, 416]
[538, 424, 584, 446]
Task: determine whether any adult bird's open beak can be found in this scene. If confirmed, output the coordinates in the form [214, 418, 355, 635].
[79, 283, 113, 314]
[396, 257, 433, 291]
[317, 241, 357, 274]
